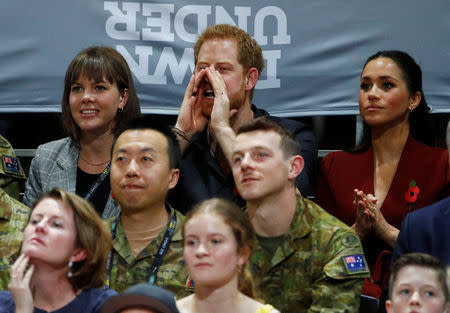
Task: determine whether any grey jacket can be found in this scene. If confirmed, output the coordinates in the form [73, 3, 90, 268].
[23, 138, 119, 219]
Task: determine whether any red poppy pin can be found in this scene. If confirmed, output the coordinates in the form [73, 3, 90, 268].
[404, 180, 420, 211]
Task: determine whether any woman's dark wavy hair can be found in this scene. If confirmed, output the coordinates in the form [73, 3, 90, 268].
[61, 46, 141, 142]
[355, 50, 437, 152]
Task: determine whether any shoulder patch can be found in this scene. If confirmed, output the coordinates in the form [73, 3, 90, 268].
[342, 254, 369, 275]
[1, 156, 25, 179]
[343, 233, 360, 248]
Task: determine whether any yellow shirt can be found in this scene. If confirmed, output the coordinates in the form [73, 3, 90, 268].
[255, 304, 274, 313]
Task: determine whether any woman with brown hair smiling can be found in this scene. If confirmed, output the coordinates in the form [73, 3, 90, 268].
[23, 46, 141, 218]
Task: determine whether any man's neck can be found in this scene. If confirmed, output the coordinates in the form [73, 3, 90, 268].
[229, 101, 254, 132]
[120, 203, 170, 256]
[247, 187, 297, 237]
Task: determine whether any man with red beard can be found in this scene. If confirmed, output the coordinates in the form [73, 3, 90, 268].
[169, 24, 317, 214]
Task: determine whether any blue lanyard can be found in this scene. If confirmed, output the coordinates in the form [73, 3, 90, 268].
[104, 207, 177, 289]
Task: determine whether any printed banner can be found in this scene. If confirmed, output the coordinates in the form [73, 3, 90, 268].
[1, 0, 449, 116]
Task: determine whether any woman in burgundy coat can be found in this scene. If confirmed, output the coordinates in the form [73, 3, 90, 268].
[316, 50, 449, 298]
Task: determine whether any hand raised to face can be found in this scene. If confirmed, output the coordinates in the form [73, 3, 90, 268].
[9, 253, 35, 313]
[175, 69, 209, 137]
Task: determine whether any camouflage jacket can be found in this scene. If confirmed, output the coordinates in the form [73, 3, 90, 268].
[250, 195, 370, 313]
[105, 209, 192, 298]
[0, 187, 31, 290]
[0, 134, 26, 201]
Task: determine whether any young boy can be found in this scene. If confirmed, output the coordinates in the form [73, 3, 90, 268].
[386, 253, 449, 313]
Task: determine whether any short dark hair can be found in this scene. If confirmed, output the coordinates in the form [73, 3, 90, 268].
[32, 188, 112, 290]
[356, 50, 437, 151]
[237, 117, 301, 158]
[389, 253, 449, 302]
[61, 46, 141, 142]
[194, 24, 264, 100]
[112, 117, 181, 169]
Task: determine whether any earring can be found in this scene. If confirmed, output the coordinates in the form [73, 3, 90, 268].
[67, 261, 73, 278]
[118, 107, 123, 113]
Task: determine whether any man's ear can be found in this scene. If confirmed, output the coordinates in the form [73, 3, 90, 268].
[288, 155, 304, 180]
[168, 168, 180, 190]
[245, 68, 259, 91]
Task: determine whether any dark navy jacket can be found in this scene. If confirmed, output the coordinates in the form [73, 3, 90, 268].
[169, 105, 318, 214]
[392, 196, 450, 265]
[378, 196, 450, 313]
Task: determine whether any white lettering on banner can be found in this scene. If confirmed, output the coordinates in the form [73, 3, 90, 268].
[142, 4, 174, 42]
[258, 50, 281, 89]
[174, 5, 211, 43]
[104, 2, 140, 40]
[215, 6, 251, 31]
[104, 2, 291, 89]
[117, 46, 158, 84]
[155, 47, 194, 84]
[117, 45, 194, 85]
[254, 6, 290, 45]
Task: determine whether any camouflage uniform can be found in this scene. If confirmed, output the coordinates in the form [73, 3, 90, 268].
[0, 135, 27, 201]
[250, 195, 370, 313]
[0, 188, 30, 259]
[0, 135, 30, 290]
[105, 209, 193, 298]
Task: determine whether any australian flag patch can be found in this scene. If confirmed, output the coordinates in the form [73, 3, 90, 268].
[342, 254, 368, 274]
[2, 155, 25, 178]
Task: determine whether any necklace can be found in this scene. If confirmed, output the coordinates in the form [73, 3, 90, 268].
[79, 153, 110, 166]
